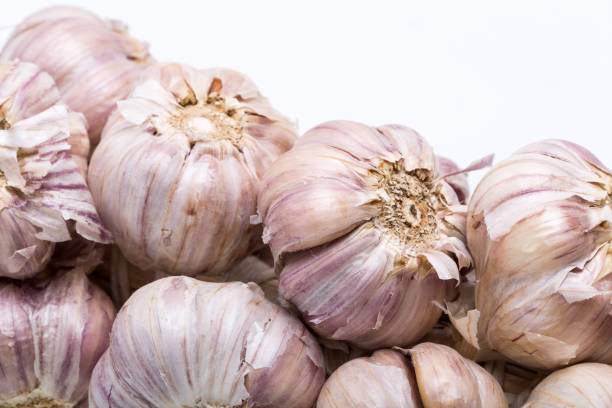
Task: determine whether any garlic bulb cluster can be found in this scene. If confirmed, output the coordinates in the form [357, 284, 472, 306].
[0, 60, 111, 279]
[317, 343, 507, 408]
[1, 6, 152, 145]
[0, 268, 115, 407]
[523, 363, 612, 408]
[466, 140, 612, 369]
[88, 63, 297, 276]
[257, 120, 472, 349]
[89, 276, 325, 408]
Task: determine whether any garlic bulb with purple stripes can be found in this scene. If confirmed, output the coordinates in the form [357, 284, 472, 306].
[466, 140, 612, 369]
[88, 63, 297, 276]
[0, 61, 112, 279]
[317, 343, 507, 408]
[257, 120, 473, 349]
[1, 6, 152, 146]
[89, 276, 325, 408]
[0, 268, 115, 407]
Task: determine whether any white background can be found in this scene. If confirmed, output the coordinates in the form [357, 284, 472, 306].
[3, 0, 611, 188]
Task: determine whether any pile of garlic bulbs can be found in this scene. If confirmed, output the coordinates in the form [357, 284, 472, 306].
[0, 5, 610, 408]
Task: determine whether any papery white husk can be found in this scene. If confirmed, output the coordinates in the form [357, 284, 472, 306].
[0, 61, 112, 279]
[1, 6, 153, 145]
[523, 363, 612, 408]
[88, 63, 297, 276]
[316, 343, 507, 408]
[258, 120, 477, 349]
[0, 267, 116, 407]
[88, 277, 325, 408]
[466, 139, 612, 370]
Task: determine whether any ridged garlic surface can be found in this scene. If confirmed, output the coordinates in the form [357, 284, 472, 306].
[0, 61, 111, 279]
[0, 268, 115, 407]
[88, 63, 297, 276]
[89, 277, 325, 408]
[257, 120, 472, 349]
[317, 343, 507, 408]
[466, 140, 612, 369]
[1, 6, 152, 145]
[523, 363, 612, 408]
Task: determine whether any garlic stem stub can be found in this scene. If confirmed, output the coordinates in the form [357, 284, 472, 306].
[0, 268, 116, 407]
[88, 63, 297, 276]
[466, 139, 612, 370]
[522, 363, 612, 408]
[1, 6, 153, 146]
[257, 120, 473, 349]
[89, 276, 325, 408]
[317, 343, 507, 408]
[0, 61, 112, 280]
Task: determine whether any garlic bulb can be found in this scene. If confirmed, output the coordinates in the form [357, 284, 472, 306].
[0, 61, 111, 279]
[0, 268, 115, 407]
[1, 6, 152, 145]
[88, 63, 297, 275]
[257, 120, 473, 349]
[317, 343, 507, 408]
[466, 140, 612, 369]
[523, 363, 612, 408]
[89, 277, 325, 408]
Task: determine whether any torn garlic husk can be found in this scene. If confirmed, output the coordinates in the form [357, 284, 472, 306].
[257, 120, 482, 349]
[0, 61, 112, 280]
[88, 277, 325, 408]
[436, 155, 470, 204]
[317, 343, 507, 408]
[522, 363, 612, 408]
[0, 268, 116, 407]
[1, 6, 153, 146]
[88, 63, 297, 276]
[466, 139, 612, 370]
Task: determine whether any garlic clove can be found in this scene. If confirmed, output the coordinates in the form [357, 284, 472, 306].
[89, 277, 325, 408]
[0, 268, 115, 406]
[522, 363, 612, 408]
[466, 139, 612, 369]
[1, 6, 153, 145]
[88, 63, 297, 276]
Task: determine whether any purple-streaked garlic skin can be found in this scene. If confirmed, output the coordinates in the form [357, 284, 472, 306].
[436, 155, 470, 204]
[88, 63, 297, 276]
[0, 268, 115, 407]
[467, 140, 612, 370]
[89, 277, 325, 408]
[0, 6, 152, 146]
[523, 363, 612, 408]
[0, 61, 111, 280]
[258, 120, 470, 349]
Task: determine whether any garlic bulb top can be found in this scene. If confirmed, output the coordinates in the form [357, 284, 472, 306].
[1, 6, 152, 145]
[257, 120, 471, 349]
[89, 276, 325, 408]
[0, 61, 112, 279]
[466, 139, 612, 369]
[523, 363, 612, 408]
[317, 343, 507, 408]
[88, 63, 297, 276]
[0, 268, 115, 407]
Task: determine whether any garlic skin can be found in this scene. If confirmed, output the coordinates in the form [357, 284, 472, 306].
[466, 140, 612, 369]
[317, 343, 507, 408]
[523, 363, 612, 408]
[89, 277, 325, 408]
[0, 61, 112, 280]
[258, 120, 471, 349]
[88, 63, 297, 275]
[1, 6, 152, 145]
[436, 155, 470, 204]
[0, 268, 115, 407]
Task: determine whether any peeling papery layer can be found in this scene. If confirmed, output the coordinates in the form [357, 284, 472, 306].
[260, 120, 476, 349]
[88, 277, 324, 408]
[89, 63, 297, 276]
[467, 139, 612, 369]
